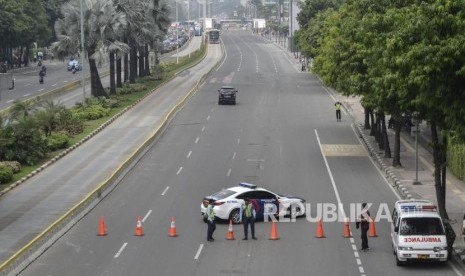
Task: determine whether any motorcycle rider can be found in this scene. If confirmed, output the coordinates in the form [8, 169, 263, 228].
[39, 68, 45, 84]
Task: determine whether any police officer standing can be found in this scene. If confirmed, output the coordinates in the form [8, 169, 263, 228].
[240, 198, 257, 240]
[205, 199, 216, 241]
[356, 203, 370, 251]
[335, 101, 342, 122]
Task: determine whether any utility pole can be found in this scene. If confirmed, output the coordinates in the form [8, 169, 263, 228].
[79, 0, 86, 101]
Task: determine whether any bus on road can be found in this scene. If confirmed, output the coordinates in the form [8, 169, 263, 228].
[209, 29, 220, 44]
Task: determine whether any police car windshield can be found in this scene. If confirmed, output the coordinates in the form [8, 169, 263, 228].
[211, 189, 235, 200]
[399, 217, 445, 235]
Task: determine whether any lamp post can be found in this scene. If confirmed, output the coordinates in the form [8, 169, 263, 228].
[79, 0, 86, 101]
[176, 1, 179, 64]
[413, 112, 421, 185]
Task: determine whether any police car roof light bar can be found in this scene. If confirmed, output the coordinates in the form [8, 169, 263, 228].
[239, 182, 257, 189]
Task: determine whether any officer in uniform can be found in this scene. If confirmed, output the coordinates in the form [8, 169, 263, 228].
[335, 101, 342, 122]
[240, 198, 257, 240]
[205, 199, 216, 241]
[356, 203, 370, 251]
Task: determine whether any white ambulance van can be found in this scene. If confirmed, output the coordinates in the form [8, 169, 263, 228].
[391, 199, 448, 266]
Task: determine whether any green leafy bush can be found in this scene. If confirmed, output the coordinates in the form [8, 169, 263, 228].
[0, 165, 13, 184]
[0, 161, 21, 173]
[72, 104, 110, 120]
[46, 132, 70, 151]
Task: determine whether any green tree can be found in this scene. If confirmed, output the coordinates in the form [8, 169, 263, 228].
[53, 0, 128, 98]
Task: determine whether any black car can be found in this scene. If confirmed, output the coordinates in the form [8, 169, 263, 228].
[218, 86, 237, 105]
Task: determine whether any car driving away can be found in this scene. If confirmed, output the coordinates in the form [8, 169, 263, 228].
[218, 86, 237, 105]
[200, 182, 306, 223]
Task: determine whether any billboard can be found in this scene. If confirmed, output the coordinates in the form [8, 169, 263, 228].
[253, 18, 266, 29]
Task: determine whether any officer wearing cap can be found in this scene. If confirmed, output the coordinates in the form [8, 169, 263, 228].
[240, 198, 257, 240]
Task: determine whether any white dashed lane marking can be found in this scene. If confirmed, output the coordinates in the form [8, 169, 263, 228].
[176, 167, 183, 175]
[194, 244, 204, 260]
[114, 242, 128, 258]
[187, 151, 192, 159]
[161, 186, 169, 196]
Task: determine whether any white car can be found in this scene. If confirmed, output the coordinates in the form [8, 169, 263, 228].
[200, 182, 306, 223]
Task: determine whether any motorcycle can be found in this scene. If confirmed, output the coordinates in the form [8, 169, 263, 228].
[39, 69, 45, 84]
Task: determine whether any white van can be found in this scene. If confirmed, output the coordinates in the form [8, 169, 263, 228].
[391, 199, 448, 266]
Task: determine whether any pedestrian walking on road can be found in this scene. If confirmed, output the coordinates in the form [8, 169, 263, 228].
[356, 203, 370, 251]
[240, 198, 257, 240]
[205, 199, 216, 242]
[335, 101, 342, 122]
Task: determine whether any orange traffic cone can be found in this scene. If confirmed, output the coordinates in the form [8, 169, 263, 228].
[169, 217, 178, 237]
[226, 220, 235, 240]
[343, 218, 352, 238]
[269, 221, 279, 240]
[315, 219, 326, 238]
[98, 216, 107, 236]
[368, 219, 378, 237]
[135, 216, 144, 236]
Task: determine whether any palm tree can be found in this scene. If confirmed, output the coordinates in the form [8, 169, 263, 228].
[150, 0, 171, 69]
[53, 0, 128, 98]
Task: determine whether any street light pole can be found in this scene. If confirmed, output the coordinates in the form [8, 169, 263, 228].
[176, 1, 179, 64]
[79, 0, 86, 101]
[413, 112, 421, 185]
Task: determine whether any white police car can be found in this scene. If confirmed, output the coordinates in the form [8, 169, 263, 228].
[200, 182, 306, 223]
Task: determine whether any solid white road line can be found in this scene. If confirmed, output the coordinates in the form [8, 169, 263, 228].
[142, 210, 152, 222]
[161, 186, 170, 196]
[187, 151, 192, 159]
[114, 242, 128, 258]
[314, 129, 347, 218]
[23, 93, 31, 97]
[176, 167, 183, 175]
[52, 83, 57, 87]
[316, 129, 366, 276]
[37, 89, 44, 92]
[450, 262, 464, 276]
[194, 244, 204, 260]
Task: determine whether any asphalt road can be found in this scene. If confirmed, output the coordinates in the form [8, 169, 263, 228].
[18, 30, 462, 276]
[0, 36, 202, 111]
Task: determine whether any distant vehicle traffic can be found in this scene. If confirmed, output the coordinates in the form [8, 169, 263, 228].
[67, 57, 82, 71]
[194, 25, 203, 36]
[200, 182, 306, 224]
[218, 86, 237, 105]
[209, 29, 220, 44]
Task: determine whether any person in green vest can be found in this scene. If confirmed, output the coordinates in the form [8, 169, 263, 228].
[205, 199, 216, 241]
[335, 101, 342, 122]
[240, 198, 257, 240]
